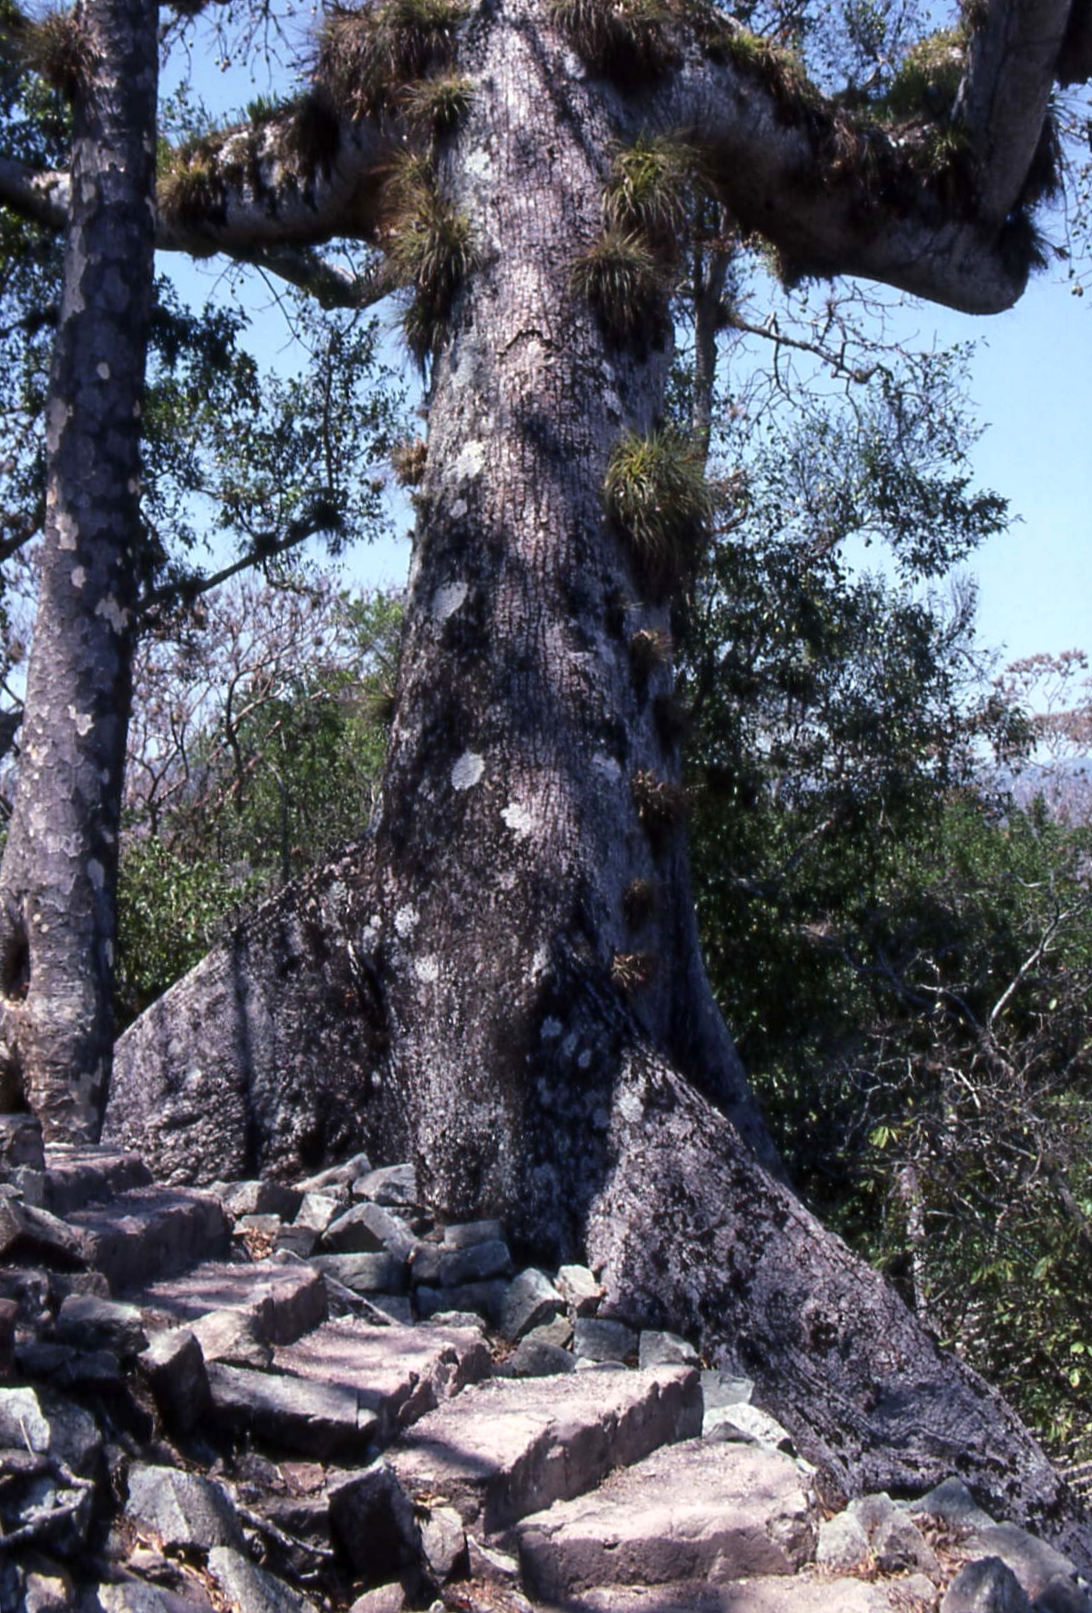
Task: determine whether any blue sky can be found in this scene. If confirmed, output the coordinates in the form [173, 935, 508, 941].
[920, 276, 1091, 666]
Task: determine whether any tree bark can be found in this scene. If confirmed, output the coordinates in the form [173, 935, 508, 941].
[104, 0, 1091, 1558]
[0, 0, 157, 1137]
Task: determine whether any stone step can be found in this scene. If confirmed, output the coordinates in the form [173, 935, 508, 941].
[388, 1363, 702, 1536]
[43, 1144, 153, 1217]
[206, 1315, 492, 1458]
[569, 1575, 901, 1612]
[514, 1437, 817, 1604]
[136, 1260, 328, 1351]
[68, 1188, 231, 1292]
[274, 1315, 492, 1442]
[206, 1361, 376, 1461]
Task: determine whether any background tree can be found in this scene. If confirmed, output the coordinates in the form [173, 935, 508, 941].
[0, 12, 403, 1122]
[2, 0, 1091, 1550]
[118, 577, 400, 1020]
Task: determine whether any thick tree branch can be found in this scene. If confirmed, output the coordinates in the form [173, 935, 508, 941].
[2, 114, 394, 295]
[0, 155, 68, 230]
[229, 243, 388, 310]
[958, 0, 1072, 222]
[656, 0, 1083, 315]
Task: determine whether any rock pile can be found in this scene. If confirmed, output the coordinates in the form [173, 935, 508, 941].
[0, 1116, 1089, 1613]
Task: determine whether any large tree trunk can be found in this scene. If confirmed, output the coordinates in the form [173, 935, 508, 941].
[0, 0, 157, 1138]
[105, 0, 1091, 1561]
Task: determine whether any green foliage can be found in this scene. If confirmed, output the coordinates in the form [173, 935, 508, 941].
[316, 0, 468, 119]
[118, 585, 404, 1027]
[682, 369, 1092, 1459]
[572, 229, 670, 345]
[115, 840, 259, 1024]
[604, 428, 712, 598]
[878, 28, 964, 122]
[710, 27, 824, 121]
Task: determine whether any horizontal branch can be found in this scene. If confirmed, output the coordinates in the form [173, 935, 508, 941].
[0, 154, 68, 230]
[658, 0, 1082, 314]
[1, 112, 394, 298]
[229, 242, 388, 311]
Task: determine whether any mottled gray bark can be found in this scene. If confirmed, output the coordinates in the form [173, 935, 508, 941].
[0, 0, 157, 1137]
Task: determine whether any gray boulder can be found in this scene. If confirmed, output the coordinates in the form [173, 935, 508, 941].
[638, 1330, 699, 1370]
[970, 1522, 1080, 1602]
[125, 1463, 245, 1551]
[573, 1317, 637, 1363]
[941, 1557, 1032, 1613]
[355, 1165, 418, 1207]
[502, 1337, 577, 1377]
[444, 1219, 505, 1250]
[206, 1545, 319, 1613]
[328, 1458, 423, 1582]
[555, 1265, 602, 1316]
[0, 1385, 100, 1473]
[912, 1476, 997, 1533]
[871, 1510, 940, 1579]
[56, 1294, 147, 1357]
[323, 1202, 415, 1260]
[499, 1269, 564, 1342]
[137, 1328, 210, 1434]
[816, 1511, 871, 1571]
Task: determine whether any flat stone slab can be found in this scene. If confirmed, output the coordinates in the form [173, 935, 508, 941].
[69, 1189, 230, 1291]
[43, 1145, 153, 1216]
[273, 1316, 492, 1443]
[572, 1575, 896, 1613]
[136, 1261, 327, 1347]
[207, 1361, 377, 1459]
[389, 1364, 701, 1534]
[516, 1437, 817, 1602]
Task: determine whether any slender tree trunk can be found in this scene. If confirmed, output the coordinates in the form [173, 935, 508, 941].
[0, 0, 157, 1138]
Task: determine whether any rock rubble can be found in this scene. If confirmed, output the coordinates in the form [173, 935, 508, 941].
[0, 1118, 1089, 1613]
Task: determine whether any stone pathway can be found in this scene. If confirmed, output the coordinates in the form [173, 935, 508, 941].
[0, 1117, 1089, 1613]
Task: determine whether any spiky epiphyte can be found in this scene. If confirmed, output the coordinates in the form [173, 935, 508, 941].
[365, 683, 399, 726]
[604, 133, 694, 260]
[622, 878, 657, 929]
[548, 0, 677, 83]
[611, 950, 657, 993]
[158, 137, 227, 231]
[391, 437, 429, 486]
[381, 154, 477, 365]
[709, 27, 822, 124]
[998, 209, 1051, 278]
[629, 626, 673, 689]
[316, 0, 469, 120]
[604, 429, 712, 599]
[880, 29, 965, 122]
[400, 72, 474, 136]
[631, 769, 689, 849]
[281, 91, 343, 179]
[19, 7, 93, 99]
[572, 229, 670, 344]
